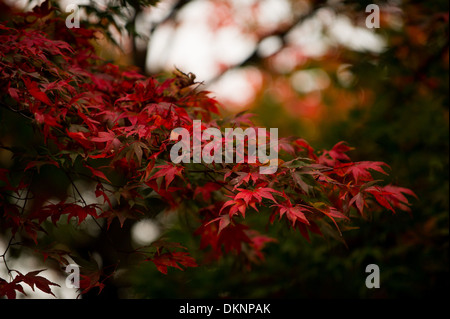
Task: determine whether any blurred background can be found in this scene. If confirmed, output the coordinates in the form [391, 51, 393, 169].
[1, 0, 448, 298]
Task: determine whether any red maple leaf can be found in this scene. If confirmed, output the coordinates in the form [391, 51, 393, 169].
[219, 198, 248, 218]
[67, 130, 94, 150]
[319, 141, 353, 166]
[295, 139, 318, 160]
[84, 163, 112, 183]
[312, 203, 349, 235]
[193, 182, 223, 201]
[229, 171, 267, 189]
[0, 277, 26, 299]
[79, 270, 106, 296]
[0, 270, 60, 299]
[30, 203, 98, 225]
[349, 192, 366, 215]
[247, 230, 277, 261]
[234, 187, 280, 206]
[147, 251, 198, 275]
[365, 185, 416, 213]
[271, 198, 312, 227]
[220, 187, 280, 218]
[343, 161, 390, 183]
[23, 77, 53, 105]
[218, 223, 253, 255]
[150, 163, 184, 189]
[15, 270, 60, 297]
[381, 185, 417, 212]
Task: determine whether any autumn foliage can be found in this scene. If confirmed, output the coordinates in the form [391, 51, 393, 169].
[0, 3, 416, 298]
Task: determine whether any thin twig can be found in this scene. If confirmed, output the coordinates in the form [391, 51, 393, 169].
[0, 236, 15, 279]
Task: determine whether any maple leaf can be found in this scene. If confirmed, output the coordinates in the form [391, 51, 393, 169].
[229, 111, 256, 126]
[66, 204, 98, 224]
[295, 139, 318, 160]
[193, 182, 222, 201]
[150, 163, 184, 189]
[115, 80, 154, 103]
[147, 251, 198, 274]
[218, 223, 253, 255]
[349, 192, 366, 215]
[90, 130, 120, 153]
[271, 199, 312, 227]
[84, 163, 112, 183]
[67, 130, 94, 150]
[343, 161, 390, 183]
[8, 86, 20, 101]
[381, 185, 417, 212]
[229, 171, 267, 189]
[234, 187, 280, 206]
[319, 141, 353, 166]
[278, 137, 297, 156]
[0, 277, 26, 299]
[220, 198, 248, 218]
[296, 220, 323, 242]
[79, 271, 106, 296]
[23, 219, 46, 244]
[99, 206, 144, 229]
[364, 186, 396, 213]
[194, 220, 221, 254]
[145, 179, 182, 209]
[312, 202, 349, 235]
[95, 183, 112, 207]
[23, 77, 52, 105]
[195, 206, 257, 259]
[13, 270, 60, 298]
[220, 187, 280, 218]
[204, 213, 232, 235]
[24, 157, 60, 173]
[365, 185, 417, 213]
[247, 231, 277, 261]
[36, 248, 71, 265]
[30, 203, 98, 225]
[291, 170, 314, 194]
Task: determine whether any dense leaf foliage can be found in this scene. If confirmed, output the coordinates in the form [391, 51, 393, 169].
[0, 3, 415, 298]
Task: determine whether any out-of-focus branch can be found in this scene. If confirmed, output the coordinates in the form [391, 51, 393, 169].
[205, 0, 328, 86]
[150, 0, 192, 35]
[131, 0, 193, 73]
